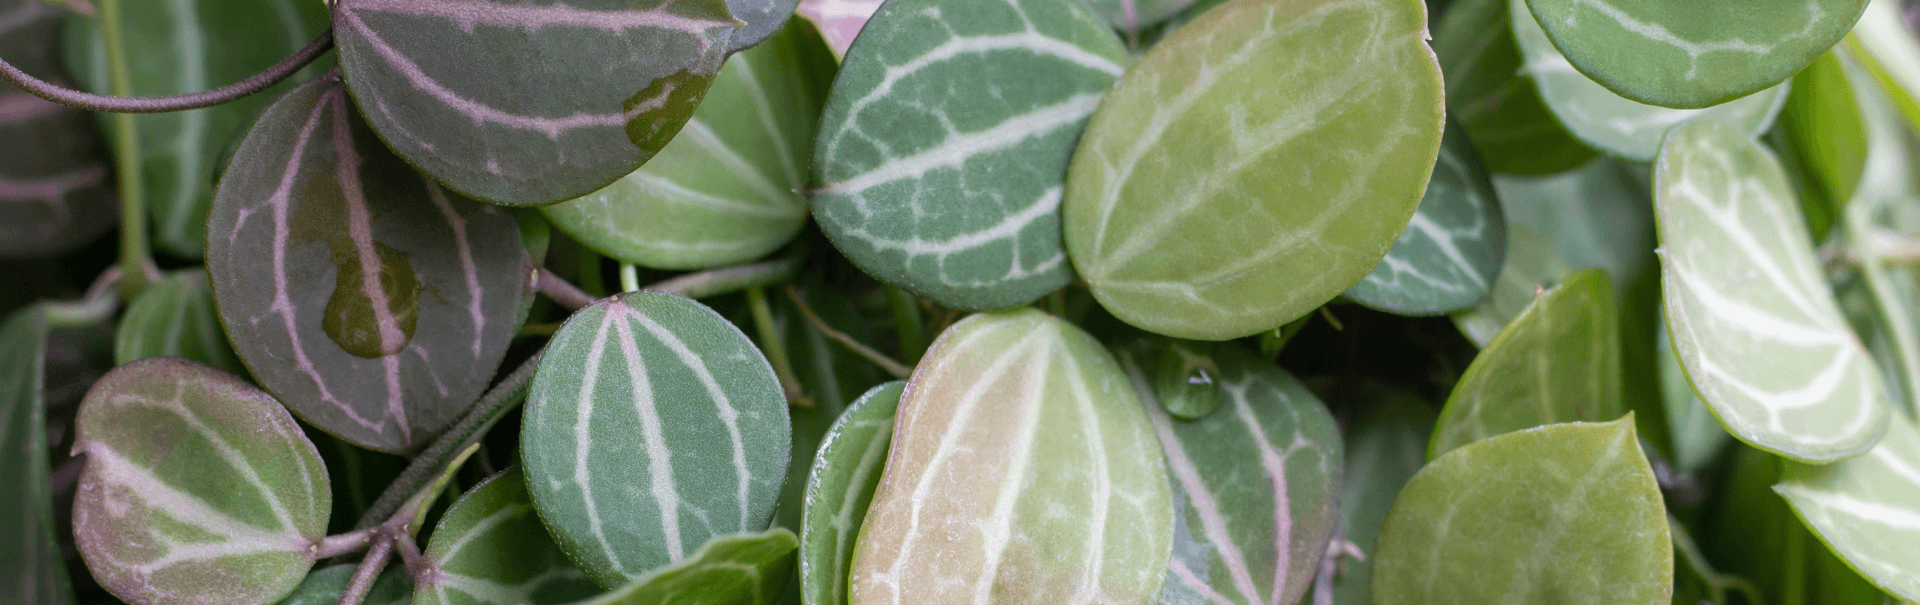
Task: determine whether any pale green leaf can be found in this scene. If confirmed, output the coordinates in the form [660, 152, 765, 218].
[1777, 410, 1920, 601]
[1345, 123, 1507, 316]
[581, 529, 799, 605]
[0, 307, 74, 605]
[1450, 226, 1574, 348]
[1852, 0, 1920, 134]
[416, 468, 599, 605]
[1836, 42, 1920, 417]
[797, 381, 903, 605]
[114, 270, 244, 376]
[1705, 444, 1888, 605]
[1491, 158, 1655, 302]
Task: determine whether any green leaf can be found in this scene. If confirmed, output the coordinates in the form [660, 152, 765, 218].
[521, 291, 790, 588]
[1705, 444, 1888, 605]
[1836, 42, 1920, 417]
[1777, 410, 1920, 601]
[114, 270, 245, 376]
[1317, 382, 1435, 605]
[1081, 0, 1196, 33]
[416, 468, 600, 605]
[1118, 343, 1343, 605]
[63, 0, 329, 258]
[580, 528, 799, 605]
[1669, 517, 1760, 605]
[1450, 226, 1574, 347]
[0, 0, 114, 259]
[1370, 417, 1672, 604]
[1431, 0, 1597, 175]
[797, 381, 903, 605]
[330, 0, 736, 206]
[71, 357, 331, 605]
[1853, 0, 1920, 134]
[1492, 158, 1655, 302]
[1508, 0, 1789, 163]
[850, 309, 1172, 603]
[1654, 118, 1890, 462]
[728, 0, 801, 53]
[1657, 315, 1731, 474]
[1345, 123, 1507, 316]
[0, 306, 74, 605]
[543, 18, 835, 271]
[276, 565, 411, 605]
[1778, 51, 1869, 241]
[810, 0, 1127, 311]
[1429, 269, 1622, 459]
[1064, 0, 1444, 340]
[1521, 0, 1866, 108]
[206, 75, 532, 454]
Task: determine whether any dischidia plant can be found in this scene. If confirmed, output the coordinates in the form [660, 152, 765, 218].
[7, 0, 1920, 602]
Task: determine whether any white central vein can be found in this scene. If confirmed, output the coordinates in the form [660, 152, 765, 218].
[969, 329, 1055, 605]
[820, 94, 1104, 195]
[622, 306, 755, 533]
[571, 313, 636, 573]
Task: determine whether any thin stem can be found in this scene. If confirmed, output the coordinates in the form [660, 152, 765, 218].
[787, 286, 913, 379]
[355, 354, 542, 529]
[0, 29, 335, 113]
[646, 256, 799, 299]
[314, 528, 375, 559]
[394, 529, 428, 580]
[335, 534, 393, 605]
[747, 286, 811, 407]
[619, 262, 640, 293]
[95, 0, 148, 297]
[882, 285, 925, 363]
[535, 269, 595, 311]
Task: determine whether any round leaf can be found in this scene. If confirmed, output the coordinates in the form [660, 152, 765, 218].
[115, 270, 245, 376]
[1345, 123, 1507, 316]
[0, 0, 115, 259]
[580, 529, 800, 605]
[1063, 0, 1445, 340]
[1777, 410, 1920, 601]
[797, 381, 903, 605]
[416, 468, 599, 605]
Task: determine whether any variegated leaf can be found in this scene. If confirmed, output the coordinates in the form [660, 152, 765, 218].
[849, 309, 1172, 604]
[1118, 343, 1342, 605]
[1431, 0, 1596, 175]
[330, 0, 735, 206]
[416, 468, 600, 605]
[1063, 0, 1445, 340]
[728, 0, 801, 54]
[521, 291, 790, 588]
[798, 381, 904, 605]
[207, 75, 530, 454]
[71, 358, 330, 605]
[811, 0, 1127, 311]
[1345, 122, 1507, 316]
[1450, 226, 1573, 348]
[277, 565, 411, 605]
[582, 529, 800, 605]
[1777, 410, 1920, 601]
[1429, 269, 1623, 459]
[1655, 119, 1889, 462]
[1317, 382, 1435, 605]
[544, 18, 834, 270]
[0, 0, 114, 259]
[1509, 0, 1789, 163]
[115, 270, 245, 376]
[0, 306, 74, 605]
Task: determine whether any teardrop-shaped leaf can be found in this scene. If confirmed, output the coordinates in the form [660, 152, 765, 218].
[1658, 315, 1731, 474]
[810, 0, 1127, 311]
[521, 291, 790, 588]
[1777, 410, 1920, 601]
[1063, 0, 1444, 340]
[797, 381, 903, 605]
[728, 0, 801, 54]
[581, 529, 800, 605]
[114, 270, 245, 376]
[1370, 417, 1671, 604]
[207, 75, 531, 453]
[416, 468, 600, 605]
[0, 0, 114, 259]
[330, 0, 736, 206]
[1509, 0, 1789, 163]
[277, 565, 411, 605]
[1430, 269, 1623, 459]
[1345, 123, 1507, 316]
[1450, 226, 1574, 347]
[63, 0, 329, 258]
[1081, 0, 1196, 33]
[0, 306, 74, 605]
[1317, 382, 1435, 605]
[544, 18, 834, 270]
[1655, 118, 1889, 462]
[850, 309, 1173, 603]
[1118, 343, 1343, 605]
[71, 357, 331, 605]
[1431, 0, 1596, 176]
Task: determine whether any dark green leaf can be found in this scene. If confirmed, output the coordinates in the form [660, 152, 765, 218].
[727, 0, 801, 54]
[1668, 517, 1760, 605]
[1430, 0, 1596, 175]
[0, 0, 114, 259]
[797, 381, 903, 605]
[1345, 123, 1507, 316]
[276, 565, 411, 605]
[1704, 444, 1887, 605]
[416, 468, 599, 605]
[114, 270, 245, 375]
[1778, 51, 1869, 241]
[0, 306, 74, 605]
[1319, 382, 1435, 605]
[581, 529, 799, 605]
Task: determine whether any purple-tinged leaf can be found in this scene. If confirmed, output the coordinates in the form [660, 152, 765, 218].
[0, 0, 114, 259]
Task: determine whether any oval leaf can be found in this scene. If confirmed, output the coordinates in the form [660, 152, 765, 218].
[811, 0, 1127, 311]
[1430, 269, 1623, 459]
[1654, 119, 1889, 462]
[1431, 0, 1596, 175]
[1450, 226, 1574, 348]
[850, 309, 1173, 603]
[1, 307, 74, 605]
[581, 529, 800, 605]
[1064, 0, 1444, 340]
[71, 357, 330, 605]
[1777, 410, 1920, 601]
[521, 291, 790, 588]
[1317, 382, 1436, 605]
[1345, 123, 1507, 316]
[207, 75, 531, 453]
[798, 381, 904, 605]
[0, 0, 114, 259]
[1371, 417, 1671, 604]
[416, 468, 600, 605]
[115, 270, 245, 376]
[330, 0, 735, 206]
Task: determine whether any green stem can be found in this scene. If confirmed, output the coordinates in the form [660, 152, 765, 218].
[354, 353, 542, 529]
[620, 262, 640, 293]
[747, 286, 810, 407]
[883, 285, 926, 363]
[97, 0, 149, 298]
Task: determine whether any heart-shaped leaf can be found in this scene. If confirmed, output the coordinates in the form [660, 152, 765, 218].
[1370, 417, 1671, 604]
[810, 0, 1127, 311]
[207, 75, 531, 454]
[1521, 0, 1866, 109]
[416, 468, 600, 605]
[543, 18, 834, 271]
[1430, 269, 1623, 459]
[1063, 0, 1444, 340]
[71, 357, 331, 605]
[114, 270, 245, 376]
[1777, 410, 1920, 601]
[0, 0, 114, 259]
[330, 0, 736, 206]
[1345, 123, 1507, 316]
[521, 291, 790, 588]
[1509, 0, 1789, 163]
[1, 306, 74, 605]
[580, 529, 799, 605]
[797, 381, 903, 605]
[277, 565, 411, 605]
[1081, 0, 1197, 33]
[850, 309, 1173, 603]
[1316, 382, 1435, 605]
[1450, 226, 1573, 348]
[1655, 118, 1889, 462]
[1118, 343, 1343, 605]
[1431, 0, 1596, 176]
[727, 0, 801, 54]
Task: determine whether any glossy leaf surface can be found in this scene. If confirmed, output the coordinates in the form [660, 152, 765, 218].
[1430, 0, 1596, 175]
[1150, 340, 1225, 421]
[278, 566, 411, 605]
[207, 76, 530, 453]
[582, 529, 799, 605]
[1655, 119, 1888, 462]
[798, 381, 903, 605]
[331, 0, 736, 206]
[1064, 0, 1444, 339]
[1371, 418, 1671, 604]
[71, 358, 330, 605]
[811, 0, 1127, 311]
[114, 270, 244, 376]
[1450, 226, 1573, 348]
[0, 0, 114, 259]
[417, 468, 599, 605]
[850, 309, 1172, 604]
[1320, 383, 1435, 605]
[1777, 410, 1920, 601]
[522, 291, 790, 588]
[1345, 123, 1507, 316]
[0, 307, 72, 605]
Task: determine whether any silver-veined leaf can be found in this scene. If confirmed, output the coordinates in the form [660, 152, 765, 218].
[849, 309, 1172, 603]
[521, 291, 790, 588]
[1370, 417, 1671, 604]
[1345, 122, 1506, 316]
[1450, 226, 1573, 348]
[1063, 0, 1444, 340]
[797, 381, 903, 605]
[207, 75, 531, 454]
[1318, 382, 1435, 605]
[416, 468, 599, 605]
[1706, 443, 1889, 604]
[0, 306, 74, 605]
[114, 270, 244, 376]
[1431, 0, 1596, 175]
[277, 565, 411, 605]
[580, 529, 799, 605]
[1777, 410, 1920, 601]
[810, 0, 1127, 311]
[1654, 119, 1889, 462]
[330, 0, 736, 206]
[0, 0, 114, 259]
[71, 358, 331, 605]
